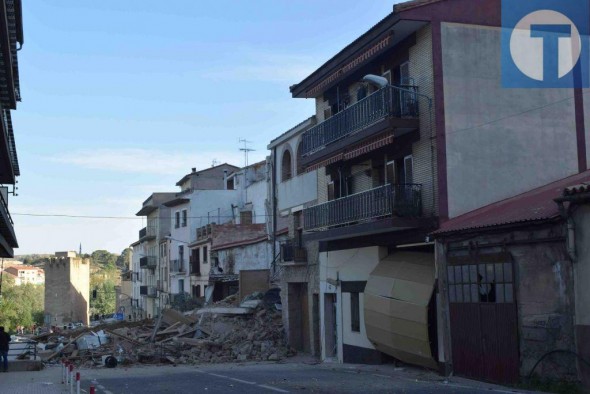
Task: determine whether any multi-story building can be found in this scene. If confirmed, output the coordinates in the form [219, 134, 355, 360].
[268, 117, 321, 356]
[165, 164, 239, 303]
[44, 251, 90, 327]
[3, 265, 44, 285]
[0, 0, 24, 258]
[287, 0, 590, 376]
[135, 192, 176, 318]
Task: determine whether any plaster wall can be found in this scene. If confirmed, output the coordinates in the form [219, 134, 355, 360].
[442, 23, 579, 218]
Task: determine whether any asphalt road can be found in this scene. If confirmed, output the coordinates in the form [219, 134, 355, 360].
[78, 362, 529, 394]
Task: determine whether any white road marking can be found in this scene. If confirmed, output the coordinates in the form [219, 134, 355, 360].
[229, 377, 256, 385]
[208, 372, 229, 379]
[258, 384, 289, 393]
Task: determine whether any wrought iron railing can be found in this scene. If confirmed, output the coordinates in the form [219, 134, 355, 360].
[303, 183, 422, 231]
[281, 241, 308, 263]
[8, 340, 38, 361]
[139, 226, 156, 240]
[301, 85, 419, 156]
[139, 256, 157, 269]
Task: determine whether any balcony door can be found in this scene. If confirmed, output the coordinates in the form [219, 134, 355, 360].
[385, 155, 412, 185]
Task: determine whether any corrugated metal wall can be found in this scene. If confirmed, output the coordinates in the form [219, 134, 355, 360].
[409, 25, 438, 217]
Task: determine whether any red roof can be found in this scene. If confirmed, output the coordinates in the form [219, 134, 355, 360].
[433, 170, 590, 236]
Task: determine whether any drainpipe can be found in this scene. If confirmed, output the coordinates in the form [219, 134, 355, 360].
[272, 147, 277, 273]
[556, 200, 576, 262]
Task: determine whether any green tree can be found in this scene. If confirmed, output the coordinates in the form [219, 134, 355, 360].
[91, 250, 117, 268]
[0, 275, 44, 333]
[90, 280, 116, 317]
[115, 248, 131, 270]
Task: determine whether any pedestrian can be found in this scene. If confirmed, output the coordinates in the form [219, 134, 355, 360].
[0, 326, 10, 372]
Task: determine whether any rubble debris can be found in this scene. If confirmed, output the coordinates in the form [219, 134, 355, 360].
[33, 291, 294, 369]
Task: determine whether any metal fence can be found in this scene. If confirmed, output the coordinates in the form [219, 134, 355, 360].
[7, 340, 38, 361]
[303, 183, 422, 231]
[139, 256, 157, 269]
[301, 85, 419, 156]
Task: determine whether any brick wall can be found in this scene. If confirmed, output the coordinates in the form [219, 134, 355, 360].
[409, 24, 438, 217]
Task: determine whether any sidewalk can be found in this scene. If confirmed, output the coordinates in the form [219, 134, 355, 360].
[0, 364, 67, 394]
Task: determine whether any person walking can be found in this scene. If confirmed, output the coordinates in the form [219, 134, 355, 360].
[0, 326, 11, 372]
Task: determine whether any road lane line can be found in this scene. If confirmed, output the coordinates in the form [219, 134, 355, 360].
[229, 377, 256, 385]
[258, 384, 289, 393]
[208, 372, 230, 379]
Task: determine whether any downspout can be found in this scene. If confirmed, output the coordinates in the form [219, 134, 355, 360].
[556, 200, 576, 262]
[272, 147, 277, 274]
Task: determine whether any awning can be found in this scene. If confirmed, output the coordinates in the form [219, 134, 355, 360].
[305, 153, 343, 172]
[364, 251, 437, 369]
[343, 133, 394, 161]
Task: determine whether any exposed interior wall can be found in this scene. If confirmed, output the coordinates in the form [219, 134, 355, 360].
[409, 24, 438, 217]
[441, 22, 579, 218]
[239, 269, 270, 301]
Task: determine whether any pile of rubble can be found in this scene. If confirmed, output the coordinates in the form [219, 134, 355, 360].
[32, 292, 294, 368]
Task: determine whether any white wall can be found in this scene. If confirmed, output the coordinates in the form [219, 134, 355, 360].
[216, 241, 272, 274]
[319, 246, 386, 362]
[277, 170, 318, 211]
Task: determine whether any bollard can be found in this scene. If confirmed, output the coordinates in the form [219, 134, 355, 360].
[65, 362, 70, 384]
[69, 364, 74, 394]
[76, 372, 80, 394]
[61, 361, 65, 384]
[89, 385, 95, 394]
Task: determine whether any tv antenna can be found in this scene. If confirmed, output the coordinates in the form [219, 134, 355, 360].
[239, 139, 255, 168]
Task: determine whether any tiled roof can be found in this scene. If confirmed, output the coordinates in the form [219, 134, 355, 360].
[394, 0, 444, 13]
[563, 182, 590, 196]
[432, 170, 590, 236]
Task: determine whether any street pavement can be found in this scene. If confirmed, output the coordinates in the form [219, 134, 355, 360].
[0, 359, 538, 394]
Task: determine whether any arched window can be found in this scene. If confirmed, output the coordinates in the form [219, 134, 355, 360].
[296, 140, 304, 175]
[281, 149, 292, 182]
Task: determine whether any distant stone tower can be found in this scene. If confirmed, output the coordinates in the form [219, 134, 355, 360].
[44, 251, 90, 327]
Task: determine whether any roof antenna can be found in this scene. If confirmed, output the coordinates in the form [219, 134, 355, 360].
[238, 139, 254, 168]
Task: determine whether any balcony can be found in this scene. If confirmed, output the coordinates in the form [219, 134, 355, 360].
[281, 241, 308, 263]
[139, 256, 157, 269]
[0, 186, 16, 256]
[139, 226, 156, 241]
[140, 285, 157, 298]
[170, 259, 185, 273]
[304, 183, 422, 232]
[301, 85, 419, 161]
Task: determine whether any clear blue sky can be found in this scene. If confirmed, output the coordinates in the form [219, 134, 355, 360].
[11, 1, 398, 255]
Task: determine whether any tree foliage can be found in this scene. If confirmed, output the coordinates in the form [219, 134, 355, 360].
[0, 274, 44, 332]
[115, 248, 131, 270]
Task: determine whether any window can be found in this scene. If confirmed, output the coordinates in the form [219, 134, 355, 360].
[350, 292, 360, 332]
[178, 279, 185, 293]
[175, 211, 180, 228]
[404, 155, 413, 184]
[178, 245, 184, 262]
[181, 209, 187, 227]
[447, 260, 514, 304]
[202, 246, 208, 263]
[281, 149, 292, 182]
[399, 61, 411, 85]
[386, 160, 396, 185]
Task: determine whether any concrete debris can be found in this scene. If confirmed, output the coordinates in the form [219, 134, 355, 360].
[32, 292, 295, 369]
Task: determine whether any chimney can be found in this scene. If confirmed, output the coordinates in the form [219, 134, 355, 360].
[192, 167, 196, 173]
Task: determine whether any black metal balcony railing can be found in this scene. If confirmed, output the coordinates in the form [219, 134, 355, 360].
[301, 85, 419, 157]
[139, 256, 157, 269]
[281, 242, 308, 263]
[304, 183, 422, 231]
[139, 226, 156, 240]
